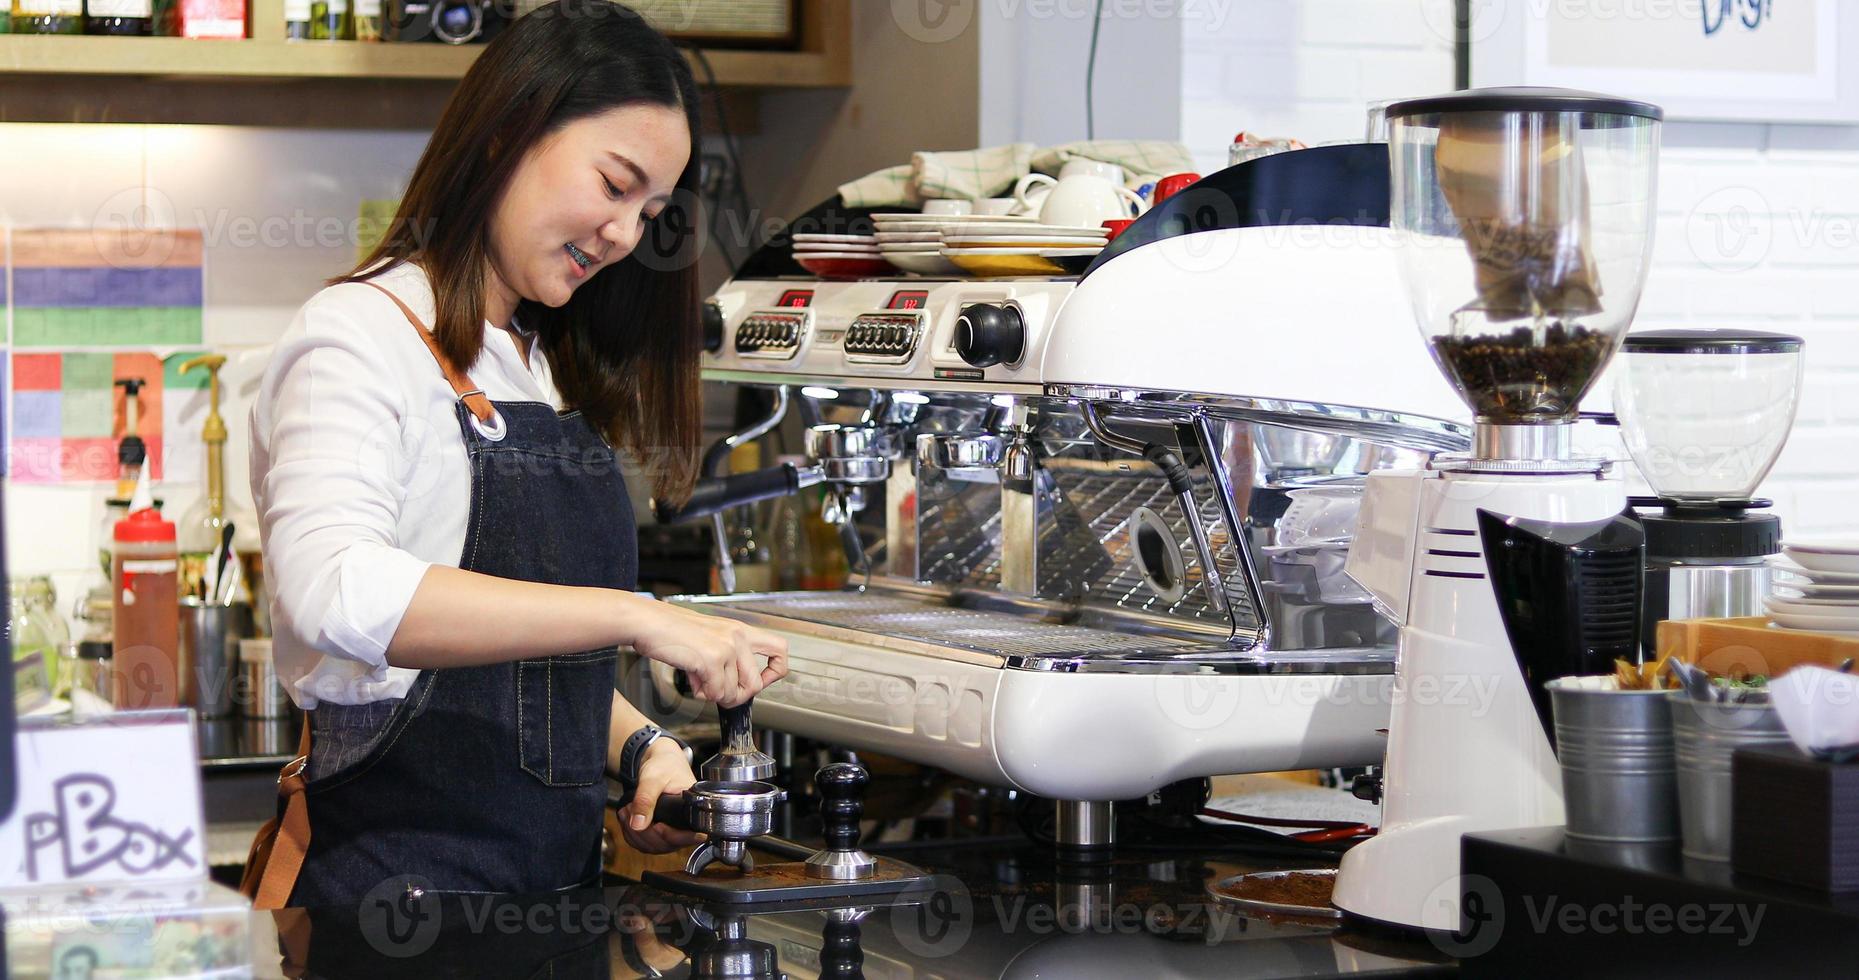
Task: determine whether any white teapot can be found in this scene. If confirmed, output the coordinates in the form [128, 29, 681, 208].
[1013, 160, 1147, 227]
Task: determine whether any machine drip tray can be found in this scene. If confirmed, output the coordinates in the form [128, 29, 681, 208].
[701, 589, 1217, 660]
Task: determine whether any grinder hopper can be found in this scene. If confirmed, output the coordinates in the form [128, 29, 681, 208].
[1387, 87, 1662, 459]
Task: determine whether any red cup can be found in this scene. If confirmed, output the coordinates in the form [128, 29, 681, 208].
[1101, 219, 1136, 241]
[1152, 172, 1201, 206]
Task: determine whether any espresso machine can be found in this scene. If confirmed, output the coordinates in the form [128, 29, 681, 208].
[653, 140, 1473, 853]
[1333, 88, 1664, 931]
[1612, 329, 1805, 654]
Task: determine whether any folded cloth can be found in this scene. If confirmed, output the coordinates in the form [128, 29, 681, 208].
[838, 139, 1195, 209]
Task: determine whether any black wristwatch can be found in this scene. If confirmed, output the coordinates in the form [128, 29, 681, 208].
[616, 724, 690, 798]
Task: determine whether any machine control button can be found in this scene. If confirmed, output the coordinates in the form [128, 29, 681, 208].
[955, 303, 1025, 368]
[702, 300, 726, 353]
[845, 312, 925, 363]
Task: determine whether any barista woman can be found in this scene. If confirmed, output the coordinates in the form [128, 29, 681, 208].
[248, 4, 786, 907]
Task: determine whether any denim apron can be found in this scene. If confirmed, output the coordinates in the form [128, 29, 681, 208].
[288, 283, 635, 908]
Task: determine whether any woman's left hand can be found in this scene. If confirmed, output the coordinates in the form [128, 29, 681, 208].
[620, 738, 704, 854]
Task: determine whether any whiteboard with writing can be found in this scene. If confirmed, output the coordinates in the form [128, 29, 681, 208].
[0, 710, 207, 890]
[1471, 0, 1859, 124]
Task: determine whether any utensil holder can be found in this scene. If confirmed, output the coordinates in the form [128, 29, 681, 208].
[1548, 679, 1679, 843]
[1670, 691, 1792, 861]
[178, 599, 253, 719]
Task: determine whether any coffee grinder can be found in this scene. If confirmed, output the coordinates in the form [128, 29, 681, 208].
[1334, 87, 1664, 931]
[1612, 329, 1805, 654]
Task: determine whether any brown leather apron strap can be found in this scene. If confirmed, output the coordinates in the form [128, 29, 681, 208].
[360, 278, 498, 426]
[243, 715, 312, 910]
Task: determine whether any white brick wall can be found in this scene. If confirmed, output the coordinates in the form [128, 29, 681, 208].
[1177, 0, 1859, 537]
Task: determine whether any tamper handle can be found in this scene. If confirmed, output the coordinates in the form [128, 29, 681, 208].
[816, 763, 868, 853]
[718, 699, 755, 752]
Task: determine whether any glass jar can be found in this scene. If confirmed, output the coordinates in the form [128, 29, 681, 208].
[8, 580, 56, 714]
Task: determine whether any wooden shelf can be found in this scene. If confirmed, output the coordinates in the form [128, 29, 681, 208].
[0, 32, 846, 85]
[0, 1, 849, 125]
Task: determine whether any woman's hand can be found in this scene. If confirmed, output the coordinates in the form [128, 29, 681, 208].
[624, 599, 789, 707]
[620, 738, 704, 854]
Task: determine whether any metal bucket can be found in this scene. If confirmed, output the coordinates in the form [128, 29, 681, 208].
[1547, 679, 1679, 843]
[178, 600, 253, 719]
[1669, 692, 1791, 861]
[238, 638, 292, 719]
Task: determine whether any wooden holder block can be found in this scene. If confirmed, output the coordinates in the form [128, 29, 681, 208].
[1656, 616, 1859, 679]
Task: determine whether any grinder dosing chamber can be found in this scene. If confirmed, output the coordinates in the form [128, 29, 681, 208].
[1336, 88, 1664, 932]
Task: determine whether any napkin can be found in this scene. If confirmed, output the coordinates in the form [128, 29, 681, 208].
[837, 140, 1196, 208]
[1770, 666, 1859, 760]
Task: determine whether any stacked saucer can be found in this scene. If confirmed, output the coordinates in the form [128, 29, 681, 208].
[936, 220, 1108, 278]
[1767, 539, 1859, 632]
[873, 213, 1039, 276]
[792, 233, 891, 278]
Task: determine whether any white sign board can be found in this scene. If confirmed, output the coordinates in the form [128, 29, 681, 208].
[1470, 0, 1859, 124]
[0, 710, 207, 890]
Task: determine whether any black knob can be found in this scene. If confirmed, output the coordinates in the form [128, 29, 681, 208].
[820, 914, 864, 979]
[702, 300, 726, 353]
[1351, 772, 1383, 805]
[816, 763, 868, 853]
[955, 303, 1024, 368]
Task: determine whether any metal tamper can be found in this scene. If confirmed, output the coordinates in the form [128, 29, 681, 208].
[703, 700, 777, 782]
[803, 763, 877, 880]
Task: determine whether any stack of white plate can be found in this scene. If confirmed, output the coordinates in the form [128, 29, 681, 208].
[872, 213, 1041, 276]
[1767, 539, 1859, 632]
[791, 233, 891, 278]
[873, 214, 1111, 277]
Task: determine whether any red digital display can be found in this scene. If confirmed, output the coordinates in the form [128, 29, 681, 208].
[886, 290, 929, 310]
[776, 290, 814, 308]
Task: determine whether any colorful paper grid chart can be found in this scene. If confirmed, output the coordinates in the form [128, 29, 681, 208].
[10, 229, 204, 348]
[10, 351, 206, 484]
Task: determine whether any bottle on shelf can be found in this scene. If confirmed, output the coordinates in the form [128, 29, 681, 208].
[11, 0, 82, 35]
[8, 579, 56, 715]
[309, 0, 348, 39]
[83, 0, 150, 34]
[283, 0, 310, 37]
[176, 355, 260, 602]
[149, 0, 175, 33]
[803, 490, 848, 591]
[769, 455, 811, 592]
[112, 469, 181, 711]
[351, 0, 378, 40]
[727, 505, 773, 594]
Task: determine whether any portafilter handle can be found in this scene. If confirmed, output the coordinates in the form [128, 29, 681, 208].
[701, 700, 777, 782]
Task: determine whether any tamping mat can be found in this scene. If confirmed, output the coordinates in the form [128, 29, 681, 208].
[643, 856, 943, 906]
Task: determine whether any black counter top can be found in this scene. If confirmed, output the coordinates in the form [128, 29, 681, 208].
[197, 714, 300, 771]
[267, 834, 1454, 978]
[1460, 827, 1859, 978]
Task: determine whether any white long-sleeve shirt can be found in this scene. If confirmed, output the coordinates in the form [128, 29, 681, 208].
[250, 262, 561, 708]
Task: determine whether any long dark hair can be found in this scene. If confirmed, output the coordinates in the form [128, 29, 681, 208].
[341, 1, 704, 502]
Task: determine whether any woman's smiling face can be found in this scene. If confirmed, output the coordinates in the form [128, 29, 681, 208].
[484, 102, 691, 319]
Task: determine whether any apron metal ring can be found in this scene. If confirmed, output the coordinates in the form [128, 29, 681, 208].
[460, 391, 507, 442]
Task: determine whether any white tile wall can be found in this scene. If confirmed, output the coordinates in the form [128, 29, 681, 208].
[1175, 0, 1859, 536]
[2, 123, 431, 594]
